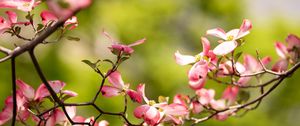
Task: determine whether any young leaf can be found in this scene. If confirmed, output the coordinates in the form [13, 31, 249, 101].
[234, 52, 243, 62]
[67, 36, 80, 41]
[237, 90, 250, 104]
[82, 60, 97, 69]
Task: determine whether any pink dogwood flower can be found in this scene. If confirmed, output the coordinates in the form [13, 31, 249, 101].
[0, 80, 77, 125]
[238, 54, 271, 85]
[133, 84, 188, 125]
[175, 37, 215, 90]
[40, 10, 78, 30]
[0, 11, 30, 34]
[102, 31, 146, 55]
[272, 42, 290, 72]
[101, 71, 144, 103]
[47, 0, 92, 18]
[222, 86, 239, 105]
[206, 19, 252, 55]
[0, 0, 36, 12]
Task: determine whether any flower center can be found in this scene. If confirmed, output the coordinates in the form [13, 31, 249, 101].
[149, 100, 156, 106]
[227, 35, 234, 41]
[23, 2, 30, 7]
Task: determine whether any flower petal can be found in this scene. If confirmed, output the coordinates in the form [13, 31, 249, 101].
[128, 38, 146, 47]
[5, 11, 17, 24]
[206, 28, 227, 40]
[196, 88, 215, 105]
[0, 0, 35, 12]
[16, 80, 35, 100]
[201, 37, 210, 56]
[35, 81, 66, 100]
[0, 96, 13, 125]
[222, 86, 239, 104]
[272, 59, 288, 72]
[174, 51, 196, 65]
[40, 10, 58, 25]
[107, 71, 125, 89]
[286, 34, 300, 49]
[188, 61, 208, 90]
[144, 106, 161, 125]
[101, 86, 122, 97]
[237, 19, 252, 39]
[133, 105, 150, 118]
[213, 41, 237, 55]
[275, 42, 289, 59]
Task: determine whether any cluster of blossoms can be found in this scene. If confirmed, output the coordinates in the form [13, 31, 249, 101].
[1, 0, 300, 126]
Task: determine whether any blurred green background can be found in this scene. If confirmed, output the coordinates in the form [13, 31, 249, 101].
[1, 0, 300, 125]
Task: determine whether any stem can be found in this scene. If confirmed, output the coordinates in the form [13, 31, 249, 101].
[11, 58, 17, 126]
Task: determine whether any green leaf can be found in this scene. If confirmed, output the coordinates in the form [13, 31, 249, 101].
[14, 26, 21, 35]
[237, 90, 250, 104]
[234, 51, 243, 62]
[82, 60, 98, 69]
[66, 36, 80, 41]
[37, 24, 44, 31]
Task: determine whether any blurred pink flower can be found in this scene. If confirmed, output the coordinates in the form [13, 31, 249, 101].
[0, 0, 36, 12]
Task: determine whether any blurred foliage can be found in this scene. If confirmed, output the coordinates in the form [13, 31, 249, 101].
[1, 0, 300, 125]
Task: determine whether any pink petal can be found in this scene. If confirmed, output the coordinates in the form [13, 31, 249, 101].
[73, 116, 86, 123]
[0, 17, 10, 34]
[222, 86, 239, 104]
[66, 106, 76, 119]
[54, 109, 66, 124]
[128, 38, 146, 47]
[5, 11, 17, 24]
[272, 59, 289, 72]
[162, 103, 188, 116]
[110, 44, 134, 55]
[144, 106, 161, 126]
[237, 19, 252, 39]
[201, 37, 210, 56]
[16, 80, 35, 100]
[191, 101, 203, 114]
[174, 51, 196, 65]
[134, 105, 150, 118]
[137, 84, 149, 104]
[64, 16, 78, 30]
[127, 89, 143, 103]
[237, 76, 251, 86]
[188, 61, 208, 90]
[206, 28, 227, 40]
[46, 0, 91, 18]
[0, 96, 13, 125]
[98, 120, 109, 126]
[261, 56, 272, 66]
[210, 99, 226, 110]
[40, 10, 58, 25]
[107, 71, 125, 89]
[226, 29, 239, 39]
[275, 42, 289, 59]
[101, 86, 122, 97]
[35, 80, 66, 100]
[243, 54, 259, 72]
[286, 34, 300, 49]
[213, 41, 237, 55]
[62, 90, 78, 97]
[0, 0, 35, 12]
[196, 88, 215, 105]
[173, 94, 190, 107]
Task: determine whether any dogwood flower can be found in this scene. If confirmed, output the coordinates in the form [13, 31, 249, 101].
[206, 19, 252, 55]
[0, 11, 30, 34]
[101, 71, 144, 103]
[47, 0, 92, 17]
[175, 37, 215, 90]
[0, 80, 77, 125]
[102, 31, 146, 55]
[40, 10, 78, 30]
[238, 55, 271, 85]
[0, 0, 36, 12]
[133, 84, 188, 125]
